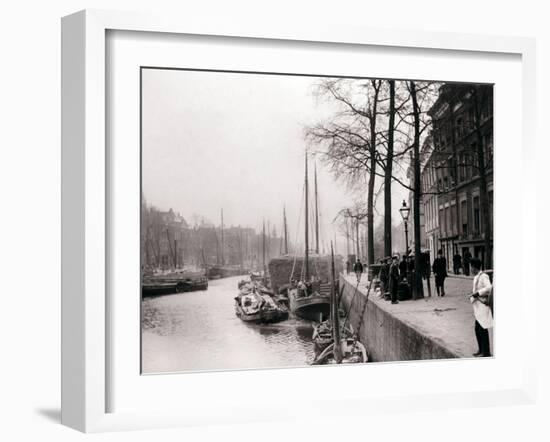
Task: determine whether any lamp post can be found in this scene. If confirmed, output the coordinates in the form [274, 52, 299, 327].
[399, 199, 411, 256]
[399, 200, 412, 297]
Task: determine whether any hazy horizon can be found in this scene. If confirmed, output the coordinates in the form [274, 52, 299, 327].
[141, 68, 409, 254]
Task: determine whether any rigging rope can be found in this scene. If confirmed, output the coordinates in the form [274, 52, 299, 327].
[354, 278, 374, 338]
[341, 277, 373, 337]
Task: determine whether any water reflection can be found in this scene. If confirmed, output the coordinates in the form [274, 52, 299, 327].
[141, 275, 315, 373]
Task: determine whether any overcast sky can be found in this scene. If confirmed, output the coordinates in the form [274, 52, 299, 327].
[142, 68, 408, 252]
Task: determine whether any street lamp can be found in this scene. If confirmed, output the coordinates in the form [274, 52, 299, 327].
[399, 199, 411, 256]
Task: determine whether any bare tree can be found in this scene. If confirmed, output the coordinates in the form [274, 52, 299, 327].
[307, 78, 384, 265]
[383, 79, 395, 257]
[409, 80, 424, 299]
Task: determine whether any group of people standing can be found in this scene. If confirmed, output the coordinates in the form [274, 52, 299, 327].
[452, 249, 473, 276]
[377, 255, 411, 305]
[374, 249, 493, 357]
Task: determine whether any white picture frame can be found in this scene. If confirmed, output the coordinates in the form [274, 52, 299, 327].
[61, 9, 537, 433]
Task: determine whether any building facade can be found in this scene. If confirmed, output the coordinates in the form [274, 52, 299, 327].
[426, 84, 493, 270]
[407, 139, 431, 257]
[420, 136, 440, 263]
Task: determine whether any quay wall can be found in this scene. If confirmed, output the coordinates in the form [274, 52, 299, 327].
[339, 276, 458, 362]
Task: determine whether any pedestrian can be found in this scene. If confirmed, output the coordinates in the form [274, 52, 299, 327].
[407, 255, 415, 288]
[453, 252, 462, 275]
[389, 255, 400, 304]
[467, 257, 493, 357]
[345, 260, 351, 275]
[463, 249, 472, 276]
[432, 249, 448, 296]
[420, 251, 432, 297]
[399, 255, 407, 280]
[353, 259, 364, 284]
[379, 258, 388, 298]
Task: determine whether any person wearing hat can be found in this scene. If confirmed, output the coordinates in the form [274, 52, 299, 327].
[468, 257, 493, 357]
[353, 258, 364, 284]
[432, 249, 448, 296]
[389, 255, 400, 304]
[463, 249, 472, 276]
[399, 255, 407, 281]
[378, 258, 389, 299]
[453, 252, 462, 275]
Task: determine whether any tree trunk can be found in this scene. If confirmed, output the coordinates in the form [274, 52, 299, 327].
[355, 219, 360, 259]
[410, 81, 424, 299]
[384, 80, 395, 257]
[367, 80, 380, 267]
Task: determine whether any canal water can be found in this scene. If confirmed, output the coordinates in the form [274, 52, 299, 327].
[141, 275, 316, 373]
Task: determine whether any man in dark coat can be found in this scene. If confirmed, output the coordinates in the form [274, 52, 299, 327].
[378, 258, 389, 298]
[353, 259, 364, 283]
[453, 253, 462, 275]
[463, 249, 472, 276]
[432, 249, 448, 296]
[389, 255, 400, 304]
[399, 255, 408, 280]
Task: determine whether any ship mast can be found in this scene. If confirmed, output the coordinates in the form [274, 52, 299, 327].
[331, 242, 342, 363]
[315, 163, 320, 255]
[220, 208, 225, 265]
[267, 220, 271, 261]
[283, 206, 288, 255]
[262, 219, 266, 275]
[304, 153, 310, 281]
[238, 226, 244, 270]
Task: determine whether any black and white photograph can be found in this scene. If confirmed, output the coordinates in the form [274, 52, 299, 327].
[140, 68, 494, 373]
[4, 0, 549, 439]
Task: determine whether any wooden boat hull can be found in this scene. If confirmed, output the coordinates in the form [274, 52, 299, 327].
[311, 339, 368, 365]
[234, 289, 288, 324]
[234, 302, 288, 324]
[142, 275, 208, 297]
[288, 290, 330, 322]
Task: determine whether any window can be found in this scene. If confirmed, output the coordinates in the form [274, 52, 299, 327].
[473, 196, 480, 235]
[468, 108, 474, 131]
[484, 133, 493, 165]
[461, 200, 468, 235]
[451, 202, 458, 235]
[471, 144, 479, 177]
[456, 117, 463, 139]
[439, 208, 445, 235]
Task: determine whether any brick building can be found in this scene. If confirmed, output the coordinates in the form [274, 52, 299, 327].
[426, 83, 493, 270]
[419, 135, 440, 262]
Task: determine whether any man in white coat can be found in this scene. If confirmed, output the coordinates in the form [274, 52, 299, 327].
[468, 257, 493, 357]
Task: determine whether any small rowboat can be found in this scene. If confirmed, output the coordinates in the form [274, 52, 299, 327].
[311, 337, 368, 365]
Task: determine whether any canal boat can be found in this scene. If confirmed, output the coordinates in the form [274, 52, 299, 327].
[310, 244, 368, 365]
[142, 268, 208, 297]
[312, 319, 353, 354]
[311, 337, 368, 365]
[286, 153, 331, 322]
[234, 285, 288, 324]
